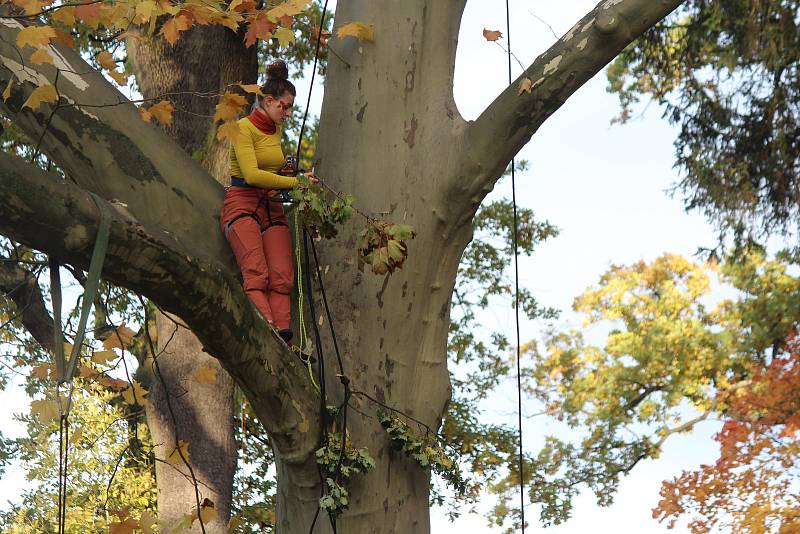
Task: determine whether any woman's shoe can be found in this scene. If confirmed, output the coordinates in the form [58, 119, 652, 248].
[278, 329, 293, 343]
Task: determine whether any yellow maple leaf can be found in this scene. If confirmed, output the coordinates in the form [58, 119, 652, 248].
[96, 50, 117, 71]
[193, 364, 218, 385]
[103, 324, 137, 350]
[160, 14, 192, 46]
[134, 0, 157, 23]
[213, 91, 247, 122]
[482, 28, 503, 41]
[121, 381, 148, 405]
[30, 47, 54, 65]
[273, 26, 295, 47]
[23, 83, 58, 110]
[143, 100, 175, 127]
[337, 21, 374, 42]
[198, 501, 218, 525]
[266, 0, 306, 20]
[13, 0, 50, 15]
[216, 120, 241, 143]
[30, 398, 60, 423]
[238, 83, 263, 96]
[3, 77, 14, 102]
[30, 363, 55, 381]
[139, 106, 153, 123]
[91, 349, 117, 365]
[16, 25, 56, 49]
[50, 6, 76, 26]
[165, 439, 190, 465]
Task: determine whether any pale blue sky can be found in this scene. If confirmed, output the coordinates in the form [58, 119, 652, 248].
[1, 1, 737, 532]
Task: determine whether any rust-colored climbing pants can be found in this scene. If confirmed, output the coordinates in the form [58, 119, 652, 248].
[220, 186, 294, 330]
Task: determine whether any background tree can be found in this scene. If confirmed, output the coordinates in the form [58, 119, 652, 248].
[607, 0, 800, 248]
[509, 251, 800, 529]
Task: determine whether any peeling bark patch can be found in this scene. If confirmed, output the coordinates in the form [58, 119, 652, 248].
[64, 224, 89, 251]
[543, 55, 563, 76]
[292, 398, 309, 433]
[376, 274, 390, 308]
[577, 37, 589, 50]
[602, 0, 624, 7]
[356, 102, 368, 123]
[403, 115, 417, 148]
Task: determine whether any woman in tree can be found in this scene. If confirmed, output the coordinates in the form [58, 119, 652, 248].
[220, 59, 314, 343]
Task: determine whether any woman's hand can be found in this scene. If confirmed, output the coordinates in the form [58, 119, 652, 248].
[303, 170, 319, 184]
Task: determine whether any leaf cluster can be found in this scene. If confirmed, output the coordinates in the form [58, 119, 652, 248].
[357, 222, 416, 276]
[608, 0, 800, 247]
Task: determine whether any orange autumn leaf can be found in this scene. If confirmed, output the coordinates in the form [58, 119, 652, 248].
[50, 6, 76, 26]
[482, 28, 503, 41]
[102, 324, 137, 350]
[74, 1, 103, 27]
[160, 14, 192, 46]
[337, 21, 374, 42]
[243, 14, 276, 47]
[143, 100, 175, 127]
[310, 26, 332, 46]
[16, 25, 56, 48]
[213, 91, 247, 122]
[95, 50, 117, 71]
[31, 48, 53, 65]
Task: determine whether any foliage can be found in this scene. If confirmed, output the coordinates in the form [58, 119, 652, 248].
[378, 412, 467, 495]
[357, 222, 416, 275]
[289, 175, 355, 239]
[494, 251, 800, 528]
[441, 173, 560, 522]
[654, 336, 800, 533]
[315, 418, 375, 517]
[608, 0, 800, 246]
[0, 386, 156, 533]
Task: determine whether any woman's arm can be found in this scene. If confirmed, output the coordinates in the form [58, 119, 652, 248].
[233, 127, 299, 189]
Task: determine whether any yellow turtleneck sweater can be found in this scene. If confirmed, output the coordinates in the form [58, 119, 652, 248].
[229, 117, 299, 189]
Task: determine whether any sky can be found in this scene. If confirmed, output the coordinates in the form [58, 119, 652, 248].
[0, 1, 744, 532]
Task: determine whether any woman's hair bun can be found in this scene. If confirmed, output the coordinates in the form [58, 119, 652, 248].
[266, 60, 289, 81]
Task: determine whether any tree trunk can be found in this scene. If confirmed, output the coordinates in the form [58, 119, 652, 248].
[272, 1, 467, 531]
[126, 25, 257, 531]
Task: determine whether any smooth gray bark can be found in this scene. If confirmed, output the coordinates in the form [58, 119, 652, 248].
[0, 0, 687, 531]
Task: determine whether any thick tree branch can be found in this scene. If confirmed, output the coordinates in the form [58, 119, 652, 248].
[459, 0, 686, 204]
[0, 16, 228, 265]
[0, 258, 54, 352]
[0, 152, 320, 463]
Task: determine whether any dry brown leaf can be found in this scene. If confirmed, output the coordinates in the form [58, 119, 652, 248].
[483, 28, 503, 41]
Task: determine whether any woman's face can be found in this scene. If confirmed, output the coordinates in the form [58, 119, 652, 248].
[261, 91, 294, 125]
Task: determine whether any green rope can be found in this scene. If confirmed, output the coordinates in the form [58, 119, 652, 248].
[294, 209, 319, 393]
[50, 192, 111, 414]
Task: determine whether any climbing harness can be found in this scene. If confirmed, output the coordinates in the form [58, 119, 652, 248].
[51, 191, 111, 534]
